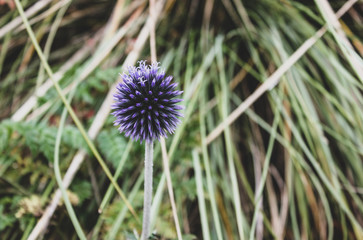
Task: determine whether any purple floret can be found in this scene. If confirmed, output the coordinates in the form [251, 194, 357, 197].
[112, 61, 184, 143]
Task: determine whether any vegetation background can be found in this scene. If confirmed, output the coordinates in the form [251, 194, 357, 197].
[0, 0, 363, 239]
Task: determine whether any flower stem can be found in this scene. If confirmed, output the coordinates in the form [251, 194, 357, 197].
[54, 107, 87, 240]
[142, 141, 154, 240]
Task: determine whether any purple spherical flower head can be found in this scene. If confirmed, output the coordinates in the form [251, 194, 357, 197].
[112, 61, 184, 143]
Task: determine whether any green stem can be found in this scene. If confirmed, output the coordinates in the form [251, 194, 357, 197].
[98, 139, 133, 213]
[54, 106, 87, 240]
[192, 150, 211, 240]
[199, 90, 223, 240]
[141, 141, 154, 239]
[35, 0, 71, 92]
[249, 104, 280, 240]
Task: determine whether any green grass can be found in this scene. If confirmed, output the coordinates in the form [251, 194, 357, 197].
[0, 0, 363, 239]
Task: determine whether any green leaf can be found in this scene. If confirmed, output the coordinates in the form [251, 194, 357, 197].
[96, 129, 127, 169]
[0, 205, 16, 231]
[70, 180, 92, 205]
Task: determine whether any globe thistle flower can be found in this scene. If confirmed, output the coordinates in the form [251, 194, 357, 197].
[112, 61, 183, 143]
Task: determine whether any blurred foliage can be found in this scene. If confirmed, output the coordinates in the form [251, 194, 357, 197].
[1, 0, 363, 239]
